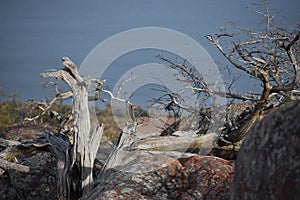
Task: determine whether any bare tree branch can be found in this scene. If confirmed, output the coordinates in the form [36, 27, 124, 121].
[271, 32, 300, 92]
[187, 86, 259, 101]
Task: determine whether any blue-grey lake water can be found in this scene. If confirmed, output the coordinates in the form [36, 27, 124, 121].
[0, 0, 299, 108]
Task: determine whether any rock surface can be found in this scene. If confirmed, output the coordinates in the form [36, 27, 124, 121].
[88, 155, 234, 200]
[179, 156, 234, 200]
[0, 149, 58, 200]
[0, 126, 59, 200]
[1, 126, 234, 200]
[231, 101, 300, 200]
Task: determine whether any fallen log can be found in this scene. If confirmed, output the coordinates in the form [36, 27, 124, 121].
[0, 158, 29, 173]
[131, 131, 218, 155]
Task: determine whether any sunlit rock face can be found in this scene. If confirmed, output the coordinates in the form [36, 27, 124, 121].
[231, 101, 300, 200]
[89, 155, 234, 200]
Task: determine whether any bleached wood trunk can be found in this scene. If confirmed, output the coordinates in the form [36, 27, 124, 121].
[40, 57, 104, 199]
[72, 83, 93, 194]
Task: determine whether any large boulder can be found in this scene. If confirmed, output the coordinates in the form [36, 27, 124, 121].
[231, 101, 300, 200]
[179, 156, 234, 200]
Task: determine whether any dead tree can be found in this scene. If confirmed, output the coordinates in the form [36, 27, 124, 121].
[156, 2, 300, 146]
[40, 57, 105, 198]
[206, 3, 300, 145]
